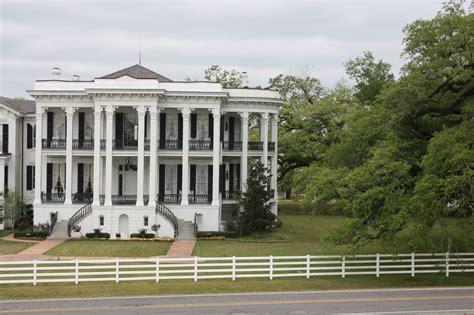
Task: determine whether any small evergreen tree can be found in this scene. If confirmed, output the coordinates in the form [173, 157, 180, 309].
[238, 159, 276, 236]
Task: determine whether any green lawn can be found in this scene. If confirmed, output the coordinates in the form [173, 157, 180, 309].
[0, 273, 472, 300]
[193, 200, 474, 257]
[0, 240, 35, 255]
[46, 240, 172, 257]
[0, 229, 13, 238]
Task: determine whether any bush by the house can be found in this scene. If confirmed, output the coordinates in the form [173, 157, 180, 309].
[130, 233, 155, 239]
[14, 231, 49, 239]
[197, 231, 238, 238]
[85, 232, 110, 239]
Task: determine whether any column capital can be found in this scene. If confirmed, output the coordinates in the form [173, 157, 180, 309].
[94, 106, 104, 114]
[64, 107, 77, 117]
[135, 106, 147, 116]
[148, 105, 159, 115]
[105, 105, 117, 115]
[261, 112, 269, 122]
[271, 113, 279, 123]
[239, 111, 249, 120]
[211, 108, 221, 117]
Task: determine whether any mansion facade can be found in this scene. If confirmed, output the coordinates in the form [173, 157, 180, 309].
[0, 65, 282, 238]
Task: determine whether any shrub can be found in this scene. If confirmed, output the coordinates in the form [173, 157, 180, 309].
[85, 232, 110, 239]
[196, 231, 238, 238]
[130, 233, 155, 239]
[14, 231, 49, 239]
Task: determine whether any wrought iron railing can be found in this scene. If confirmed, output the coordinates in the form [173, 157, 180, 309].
[113, 139, 138, 150]
[158, 194, 181, 204]
[144, 139, 150, 151]
[42, 139, 66, 149]
[41, 192, 65, 203]
[268, 142, 276, 151]
[223, 141, 242, 151]
[159, 139, 182, 150]
[188, 194, 211, 204]
[189, 139, 212, 150]
[156, 202, 179, 238]
[49, 211, 58, 235]
[72, 192, 93, 203]
[100, 140, 106, 149]
[112, 195, 137, 205]
[223, 191, 241, 200]
[248, 141, 264, 150]
[72, 139, 94, 150]
[67, 203, 92, 236]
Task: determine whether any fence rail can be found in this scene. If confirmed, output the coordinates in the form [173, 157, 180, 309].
[0, 252, 473, 286]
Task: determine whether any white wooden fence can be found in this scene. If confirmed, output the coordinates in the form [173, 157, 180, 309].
[0, 252, 473, 285]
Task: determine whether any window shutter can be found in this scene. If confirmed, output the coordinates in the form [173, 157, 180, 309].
[190, 113, 197, 138]
[229, 117, 235, 150]
[46, 163, 53, 194]
[2, 124, 8, 153]
[190, 164, 196, 194]
[26, 166, 33, 190]
[78, 112, 85, 141]
[77, 163, 84, 193]
[159, 113, 166, 148]
[208, 165, 213, 196]
[47, 112, 54, 140]
[159, 164, 165, 201]
[229, 163, 234, 193]
[178, 113, 183, 148]
[27, 124, 33, 149]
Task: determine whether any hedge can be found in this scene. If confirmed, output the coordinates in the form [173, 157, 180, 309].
[130, 233, 155, 239]
[197, 231, 238, 238]
[85, 232, 110, 239]
[14, 231, 49, 239]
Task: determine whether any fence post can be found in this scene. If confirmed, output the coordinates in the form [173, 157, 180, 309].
[115, 258, 119, 283]
[445, 252, 449, 277]
[155, 257, 160, 283]
[33, 260, 37, 286]
[306, 255, 310, 279]
[376, 253, 380, 278]
[194, 256, 198, 282]
[269, 256, 273, 280]
[411, 252, 415, 277]
[75, 259, 79, 284]
[232, 256, 236, 281]
[341, 256, 346, 278]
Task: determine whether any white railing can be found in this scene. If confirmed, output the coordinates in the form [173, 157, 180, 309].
[0, 253, 473, 285]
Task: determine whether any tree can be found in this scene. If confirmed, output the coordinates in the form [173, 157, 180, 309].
[2, 190, 26, 229]
[238, 159, 275, 235]
[204, 65, 242, 88]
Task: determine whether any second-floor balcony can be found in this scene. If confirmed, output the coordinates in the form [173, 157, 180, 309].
[223, 141, 242, 151]
[189, 139, 212, 150]
[72, 139, 94, 150]
[159, 139, 182, 150]
[42, 139, 66, 149]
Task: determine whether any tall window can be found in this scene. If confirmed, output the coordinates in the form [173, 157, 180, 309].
[99, 215, 104, 226]
[143, 216, 149, 227]
[26, 124, 34, 149]
[26, 165, 35, 190]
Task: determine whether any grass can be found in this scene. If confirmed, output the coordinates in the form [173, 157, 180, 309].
[0, 229, 13, 238]
[46, 240, 172, 257]
[193, 200, 474, 257]
[0, 273, 472, 300]
[0, 240, 35, 255]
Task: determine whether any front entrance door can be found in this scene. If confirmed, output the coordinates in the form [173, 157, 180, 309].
[119, 214, 129, 236]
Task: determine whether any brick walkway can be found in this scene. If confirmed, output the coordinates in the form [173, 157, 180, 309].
[164, 240, 196, 258]
[0, 237, 64, 261]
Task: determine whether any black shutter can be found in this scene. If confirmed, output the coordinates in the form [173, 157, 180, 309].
[208, 113, 214, 142]
[145, 112, 148, 139]
[236, 163, 241, 191]
[47, 112, 54, 140]
[4, 166, 7, 192]
[115, 113, 123, 148]
[78, 112, 85, 141]
[229, 117, 235, 150]
[220, 116, 224, 141]
[26, 166, 33, 190]
[190, 164, 196, 195]
[46, 163, 53, 194]
[190, 113, 197, 138]
[27, 124, 33, 149]
[64, 113, 67, 138]
[2, 124, 8, 153]
[229, 163, 234, 193]
[208, 165, 213, 196]
[77, 163, 84, 193]
[220, 164, 226, 193]
[159, 113, 166, 149]
[158, 164, 165, 201]
[177, 164, 182, 194]
[178, 113, 183, 148]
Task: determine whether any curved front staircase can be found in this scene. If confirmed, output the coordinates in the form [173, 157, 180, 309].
[67, 203, 92, 237]
[156, 202, 180, 238]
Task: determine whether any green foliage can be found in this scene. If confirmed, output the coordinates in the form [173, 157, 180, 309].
[238, 159, 276, 235]
[85, 232, 111, 239]
[2, 190, 28, 229]
[204, 65, 242, 88]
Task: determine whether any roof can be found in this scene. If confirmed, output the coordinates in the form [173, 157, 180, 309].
[97, 64, 172, 81]
[0, 96, 35, 114]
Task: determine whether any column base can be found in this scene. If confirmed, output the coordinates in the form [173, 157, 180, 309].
[92, 200, 100, 207]
[33, 199, 41, 206]
[181, 200, 189, 206]
[104, 200, 112, 207]
[148, 201, 156, 208]
[136, 201, 144, 207]
[211, 200, 220, 207]
[64, 199, 72, 205]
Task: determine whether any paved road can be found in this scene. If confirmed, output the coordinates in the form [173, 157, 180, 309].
[0, 287, 473, 314]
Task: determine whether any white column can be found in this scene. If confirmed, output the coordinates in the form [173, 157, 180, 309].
[211, 109, 221, 206]
[271, 114, 278, 196]
[240, 112, 249, 193]
[33, 110, 43, 205]
[136, 106, 146, 206]
[92, 107, 102, 206]
[64, 107, 75, 205]
[148, 106, 158, 208]
[261, 113, 269, 168]
[104, 106, 115, 207]
[181, 108, 191, 206]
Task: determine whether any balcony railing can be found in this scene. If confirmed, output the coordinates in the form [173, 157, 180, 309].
[248, 141, 263, 150]
[223, 141, 242, 151]
[113, 139, 138, 150]
[223, 191, 241, 200]
[158, 194, 181, 204]
[268, 142, 276, 151]
[100, 140, 106, 149]
[188, 194, 211, 204]
[72, 192, 93, 203]
[144, 139, 150, 151]
[189, 139, 212, 150]
[72, 139, 94, 150]
[159, 139, 182, 150]
[42, 139, 66, 149]
[112, 195, 137, 205]
[41, 192, 65, 203]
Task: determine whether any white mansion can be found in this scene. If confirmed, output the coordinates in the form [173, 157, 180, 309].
[0, 65, 282, 238]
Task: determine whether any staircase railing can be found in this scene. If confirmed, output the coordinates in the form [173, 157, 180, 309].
[156, 202, 179, 238]
[49, 211, 58, 235]
[67, 203, 92, 237]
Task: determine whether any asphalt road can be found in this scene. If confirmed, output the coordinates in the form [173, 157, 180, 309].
[0, 287, 473, 314]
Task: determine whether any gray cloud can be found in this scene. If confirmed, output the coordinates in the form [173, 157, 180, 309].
[0, 0, 443, 98]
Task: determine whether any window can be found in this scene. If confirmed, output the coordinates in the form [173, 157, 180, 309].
[99, 215, 104, 226]
[26, 124, 34, 149]
[26, 165, 35, 190]
[143, 216, 149, 227]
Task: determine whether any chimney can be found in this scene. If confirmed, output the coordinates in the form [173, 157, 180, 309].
[241, 71, 248, 87]
[72, 74, 80, 81]
[52, 67, 61, 79]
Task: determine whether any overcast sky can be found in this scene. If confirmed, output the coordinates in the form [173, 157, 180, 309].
[1, 0, 444, 99]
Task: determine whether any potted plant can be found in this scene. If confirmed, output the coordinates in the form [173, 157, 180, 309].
[138, 226, 148, 238]
[151, 224, 161, 236]
[71, 225, 81, 238]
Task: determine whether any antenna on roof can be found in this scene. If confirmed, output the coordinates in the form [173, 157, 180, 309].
[139, 37, 142, 65]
